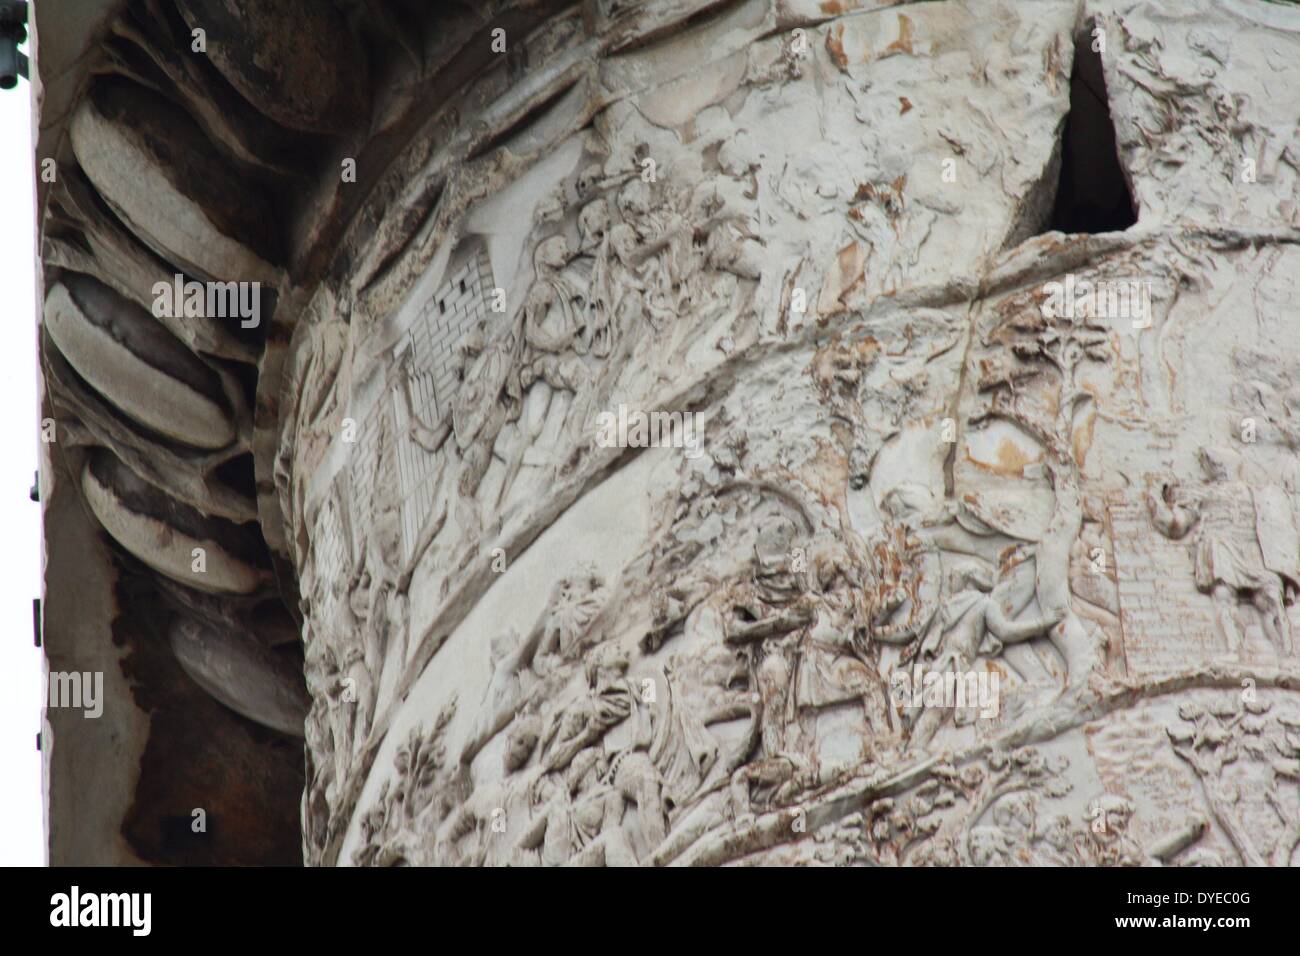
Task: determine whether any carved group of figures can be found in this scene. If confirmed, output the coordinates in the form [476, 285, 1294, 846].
[351, 271, 1300, 864]
[327, 214, 1300, 866]
[813, 750, 1210, 868]
[396, 159, 753, 522]
[339, 293, 1295, 865]
[298, 39, 1300, 863]
[810, 691, 1300, 868]
[352, 564, 1300, 867]
[298, 148, 765, 854]
[349, 565, 712, 866]
[343, 482, 1076, 865]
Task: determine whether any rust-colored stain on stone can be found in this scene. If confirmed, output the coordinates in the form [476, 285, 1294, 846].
[1072, 390, 1097, 466]
[826, 23, 849, 70]
[818, 241, 867, 319]
[967, 437, 1035, 476]
[885, 13, 915, 56]
[995, 437, 1034, 475]
[1044, 35, 1064, 94]
[838, 241, 863, 276]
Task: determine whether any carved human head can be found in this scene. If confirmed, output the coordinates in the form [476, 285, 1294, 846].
[584, 640, 630, 687]
[576, 163, 605, 198]
[503, 716, 541, 773]
[947, 559, 993, 594]
[489, 627, 520, 667]
[566, 562, 606, 597]
[617, 179, 651, 220]
[533, 187, 565, 227]
[1147, 471, 1180, 504]
[578, 199, 610, 251]
[753, 521, 804, 585]
[547, 565, 609, 653]
[535, 235, 571, 271]
[607, 221, 639, 263]
[756, 644, 792, 695]
[880, 483, 934, 525]
[566, 746, 607, 791]
[807, 534, 855, 591]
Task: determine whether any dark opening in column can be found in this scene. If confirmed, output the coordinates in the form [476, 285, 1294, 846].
[1046, 31, 1137, 234]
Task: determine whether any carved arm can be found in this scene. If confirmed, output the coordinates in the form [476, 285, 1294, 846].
[723, 604, 814, 646]
[986, 595, 1067, 646]
[1147, 485, 1199, 539]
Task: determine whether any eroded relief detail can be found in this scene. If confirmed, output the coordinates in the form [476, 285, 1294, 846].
[273, 0, 1300, 867]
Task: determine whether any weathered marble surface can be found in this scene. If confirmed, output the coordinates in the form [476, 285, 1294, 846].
[274, 1, 1300, 866]
[33, 0, 1300, 866]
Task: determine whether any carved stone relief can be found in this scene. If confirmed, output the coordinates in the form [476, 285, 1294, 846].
[266, 0, 1300, 870]
[30, 0, 1300, 874]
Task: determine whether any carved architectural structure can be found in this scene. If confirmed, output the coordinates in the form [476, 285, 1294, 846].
[32, 0, 1300, 866]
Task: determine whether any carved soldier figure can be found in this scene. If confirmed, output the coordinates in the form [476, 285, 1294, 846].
[537, 643, 670, 856]
[991, 791, 1037, 852]
[502, 235, 594, 502]
[796, 534, 893, 768]
[442, 716, 543, 866]
[461, 565, 612, 768]
[533, 565, 612, 670]
[450, 317, 523, 499]
[1034, 814, 1085, 866]
[1068, 496, 1122, 671]
[302, 624, 342, 840]
[723, 520, 817, 817]
[906, 559, 1064, 751]
[615, 179, 690, 329]
[459, 627, 540, 769]
[523, 236, 587, 355]
[599, 196, 648, 332]
[524, 747, 637, 866]
[348, 409, 409, 719]
[726, 631, 807, 820]
[575, 198, 616, 358]
[1149, 446, 1295, 656]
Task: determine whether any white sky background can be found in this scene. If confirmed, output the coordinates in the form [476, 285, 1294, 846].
[0, 55, 45, 866]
